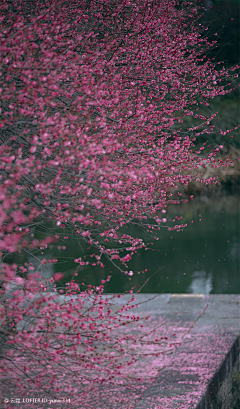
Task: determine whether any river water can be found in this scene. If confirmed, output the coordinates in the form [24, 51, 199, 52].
[25, 193, 239, 295]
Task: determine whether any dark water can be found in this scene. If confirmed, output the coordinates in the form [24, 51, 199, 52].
[15, 194, 240, 295]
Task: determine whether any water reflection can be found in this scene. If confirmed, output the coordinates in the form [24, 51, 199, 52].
[3, 194, 239, 295]
[187, 270, 213, 295]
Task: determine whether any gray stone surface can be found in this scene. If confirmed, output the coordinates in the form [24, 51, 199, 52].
[1, 293, 240, 408]
[132, 294, 240, 409]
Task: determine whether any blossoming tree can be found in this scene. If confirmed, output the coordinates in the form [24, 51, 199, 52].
[0, 0, 239, 407]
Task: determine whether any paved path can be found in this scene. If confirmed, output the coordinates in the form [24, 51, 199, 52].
[127, 293, 240, 409]
[96, 293, 240, 409]
[1, 293, 240, 409]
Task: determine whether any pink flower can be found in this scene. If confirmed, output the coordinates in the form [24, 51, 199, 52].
[53, 273, 64, 281]
[14, 276, 24, 285]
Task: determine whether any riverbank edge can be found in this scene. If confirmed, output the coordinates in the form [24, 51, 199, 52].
[131, 293, 240, 409]
[195, 334, 240, 409]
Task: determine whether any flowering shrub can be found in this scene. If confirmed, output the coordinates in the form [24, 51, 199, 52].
[0, 0, 239, 407]
[0, 269, 154, 406]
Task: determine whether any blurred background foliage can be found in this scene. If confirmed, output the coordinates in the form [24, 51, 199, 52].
[172, 0, 240, 193]
[175, 0, 239, 150]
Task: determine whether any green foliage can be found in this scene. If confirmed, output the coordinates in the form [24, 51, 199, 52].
[200, 0, 239, 67]
[232, 371, 240, 392]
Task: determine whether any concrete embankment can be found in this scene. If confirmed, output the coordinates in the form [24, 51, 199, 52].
[77, 292, 240, 408]
[115, 293, 240, 409]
